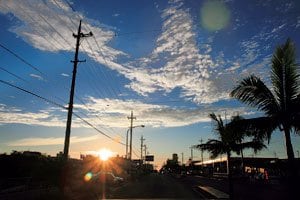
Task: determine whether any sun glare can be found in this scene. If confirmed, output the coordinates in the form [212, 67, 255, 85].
[98, 148, 113, 161]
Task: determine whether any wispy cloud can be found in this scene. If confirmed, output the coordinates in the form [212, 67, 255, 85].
[74, 97, 255, 128]
[61, 73, 69, 77]
[0, 104, 64, 127]
[120, 0, 227, 104]
[6, 135, 100, 146]
[0, 0, 294, 108]
[1, 98, 255, 129]
[0, 0, 127, 71]
[296, 16, 300, 28]
[30, 73, 44, 80]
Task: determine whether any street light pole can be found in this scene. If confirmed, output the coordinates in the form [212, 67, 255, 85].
[125, 124, 145, 160]
[128, 111, 136, 160]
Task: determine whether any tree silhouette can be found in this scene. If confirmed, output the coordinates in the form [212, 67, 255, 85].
[195, 113, 265, 199]
[230, 39, 300, 180]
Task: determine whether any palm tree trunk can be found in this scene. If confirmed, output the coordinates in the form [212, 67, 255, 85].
[240, 141, 244, 175]
[283, 125, 296, 177]
[283, 126, 295, 161]
[227, 151, 234, 200]
[240, 148, 244, 174]
[283, 125, 297, 199]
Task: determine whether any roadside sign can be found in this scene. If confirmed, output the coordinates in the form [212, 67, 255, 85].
[145, 155, 154, 161]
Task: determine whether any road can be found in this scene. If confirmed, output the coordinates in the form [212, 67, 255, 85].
[108, 173, 203, 199]
[110, 173, 289, 200]
[183, 175, 289, 200]
[1, 173, 290, 199]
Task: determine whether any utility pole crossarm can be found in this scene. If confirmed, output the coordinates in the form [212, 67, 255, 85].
[63, 20, 92, 161]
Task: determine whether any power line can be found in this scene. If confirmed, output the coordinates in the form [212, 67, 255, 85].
[0, 65, 67, 105]
[34, 2, 113, 107]
[0, 79, 125, 146]
[0, 43, 44, 76]
[72, 112, 125, 146]
[5, 2, 113, 124]
[82, 22, 126, 100]
[0, 79, 67, 110]
[1, 65, 124, 143]
[46, 1, 124, 104]
[20, 1, 125, 141]
[0, 67, 29, 83]
[56, 0, 127, 100]
[79, 45, 117, 98]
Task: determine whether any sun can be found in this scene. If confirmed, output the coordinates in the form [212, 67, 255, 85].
[98, 148, 113, 161]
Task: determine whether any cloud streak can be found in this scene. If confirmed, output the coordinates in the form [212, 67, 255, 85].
[1, 98, 254, 129]
[0, 104, 66, 127]
[74, 97, 255, 128]
[6, 135, 100, 146]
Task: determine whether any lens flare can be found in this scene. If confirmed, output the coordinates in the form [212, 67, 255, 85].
[200, 0, 231, 31]
[84, 172, 93, 182]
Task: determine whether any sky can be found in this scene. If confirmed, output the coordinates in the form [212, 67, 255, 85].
[0, 0, 300, 168]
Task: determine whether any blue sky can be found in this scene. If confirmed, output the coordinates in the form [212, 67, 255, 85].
[0, 0, 300, 167]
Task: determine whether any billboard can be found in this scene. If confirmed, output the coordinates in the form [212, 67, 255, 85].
[145, 155, 154, 161]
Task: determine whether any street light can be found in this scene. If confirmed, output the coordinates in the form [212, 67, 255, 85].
[126, 125, 145, 159]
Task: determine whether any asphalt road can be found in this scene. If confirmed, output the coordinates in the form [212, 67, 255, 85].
[108, 173, 203, 199]
[1, 174, 291, 199]
[183, 175, 289, 200]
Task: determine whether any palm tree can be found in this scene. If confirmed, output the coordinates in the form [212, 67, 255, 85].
[195, 113, 265, 199]
[228, 115, 247, 173]
[230, 39, 300, 177]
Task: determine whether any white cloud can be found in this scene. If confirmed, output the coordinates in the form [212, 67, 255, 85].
[0, 0, 127, 71]
[0, 104, 65, 127]
[0, 94, 255, 129]
[6, 135, 100, 146]
[226, 62, 240, 71]
[0, 0, 268, 106]
[120, 0, 227, 104]
[271, 23, 286, 34]
[61, 73, 69, 77]
[0, 0, 284, 108]
[30, 73, 44, 80]
[74, 97, 254, 128]
[296, 16, 300, 28]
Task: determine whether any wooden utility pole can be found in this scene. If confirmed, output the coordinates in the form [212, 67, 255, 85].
[127, 111, 136, 160]
[144, 144, 147, 165]
[140, 135, 145, 163]
[63, 20, 92, 160]
[200, 138, 204, 164]
[190, 146, 193, 160]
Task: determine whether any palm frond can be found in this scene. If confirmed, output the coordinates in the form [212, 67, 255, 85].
[271, 38, 300, 112]
[209, 113, 226, 139]
[228, 117, 277, 143]
[293, 94, 300, 134]
[240, 140, 266, 153]
[194, 139, 227, 159]
[231, 75, 279, 115]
